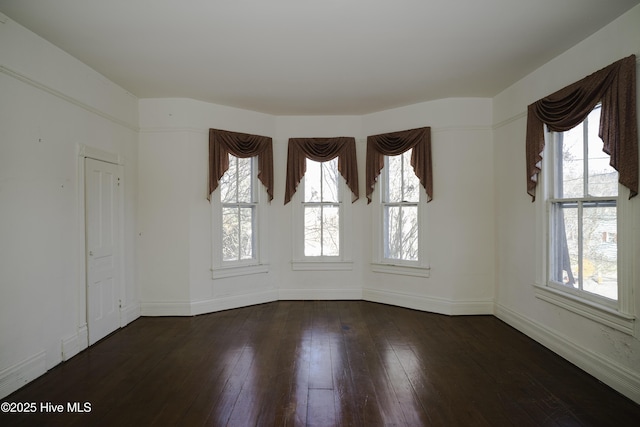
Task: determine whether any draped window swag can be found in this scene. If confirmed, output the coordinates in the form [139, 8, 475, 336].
[366, 127, 433, 203]
[526, 54, 638, 201]
[208, 128, 274, 202]
[284, 137, 359, 205]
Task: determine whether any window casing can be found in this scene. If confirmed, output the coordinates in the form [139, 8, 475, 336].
[535, 106, 636, 333]
[211, 155, 268, 278]
[372, 149, 429, 276]
[292, 158, 352, 270]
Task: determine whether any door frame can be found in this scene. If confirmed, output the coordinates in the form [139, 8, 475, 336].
[76, 144, 125, 352]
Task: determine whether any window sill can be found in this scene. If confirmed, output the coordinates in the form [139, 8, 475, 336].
[291, 260, 353, 271]
[211, 263, 269, 279]
[371, 262, 431, 278]
[534, 283, 635, 335]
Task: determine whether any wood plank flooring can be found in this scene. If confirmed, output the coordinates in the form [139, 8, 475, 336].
[1, 301, 639, 426]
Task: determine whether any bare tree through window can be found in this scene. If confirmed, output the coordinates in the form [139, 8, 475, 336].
[304, 158, 340, 256]
[383, 150, 419, 261]
[220, 155, 256, 262]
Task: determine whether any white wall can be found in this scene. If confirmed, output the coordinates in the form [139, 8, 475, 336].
[137, 97, 495, 316]
[493, 5, 640, 403]
[0, 15, 139, 398]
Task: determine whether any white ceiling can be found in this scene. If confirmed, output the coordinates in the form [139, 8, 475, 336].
[1, 0, 638, 115]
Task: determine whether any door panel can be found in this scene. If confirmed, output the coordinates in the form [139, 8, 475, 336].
[85, 158, 121, 345]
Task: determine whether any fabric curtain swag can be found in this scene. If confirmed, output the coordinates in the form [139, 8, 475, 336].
[365, 127, 433, 203]
[208, 128, 274, 202]
[284, 137, 359, 205]
[526, 54, 638, 201]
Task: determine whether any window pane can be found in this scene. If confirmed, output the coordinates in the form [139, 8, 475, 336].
[222, 207, 239, 261]
[305, 160, 321, 202]
[239, 207, 254, 260]
[550, 203, 578, 287]
[322, 206, 340, 256]
[586, 108, 618, 197]
[236, 157, 254, 203]
[220, 157, 238, 203]
[384, 205, 419, 261]
[386, 155, 403, 203]
[322, 158, 339, 202]
[559, 124, 584, 198]
[304, 206, 321, 256]
[582, 204, 617, 299]
[401, 206, 419, 261]
[385, 206, 402, 259]
[403, 151, 420, 202]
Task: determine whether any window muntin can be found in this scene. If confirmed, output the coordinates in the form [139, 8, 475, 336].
[303, 158, 341, 257]
[549, 105, 619, 301]
[382, 150, 420, 263]
[219, 156, 257, 263]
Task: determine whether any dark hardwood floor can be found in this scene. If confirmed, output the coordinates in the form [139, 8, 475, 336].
[2, 300, 639, 426]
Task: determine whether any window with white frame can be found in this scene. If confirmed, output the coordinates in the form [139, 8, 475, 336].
[219, 155, 257, 263]
[536, 105, 636, 333]
[212, 155, 268, 277]
[383, 149, 420, 262]
[303, 158, 341, 257]
[548, 105, 619, 301]
[372, 149, 429, 276]
[292, 157, 352, 269]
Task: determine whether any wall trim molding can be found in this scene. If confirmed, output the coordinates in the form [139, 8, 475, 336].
[62, 334, 81, 362]
[0, 65, 138, 131]
[191, 290, 279, 316]
[139, 127, 208, 134]
[121, 303, 141, 327]
[278, 288, 363, 300]
[495, 302, 640, 405]
[432, 125, 493, 134]
[492, 111, 527, 130]
[141, 290, 279, 317]
[140, 300, 193, 317]
[0, 351, 47, 400]
[78, 144, 122, 165]
[140, 290, 492, 317]
[139, 124, 494, 138]
[363, 288, 494, 315]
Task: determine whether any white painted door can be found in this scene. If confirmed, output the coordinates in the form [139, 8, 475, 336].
[85, 158, 121, 345]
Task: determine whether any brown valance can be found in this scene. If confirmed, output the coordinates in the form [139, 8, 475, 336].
[284, 137, 359, 205]
[526, 55, 638, 201]
[366, 127, 433, 203]
[208, 128, 274, 201]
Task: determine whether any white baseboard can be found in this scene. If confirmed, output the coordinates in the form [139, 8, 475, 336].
[120, 302, 141, 326]
[190, 289, 279, 316]
[363, 288, 494, 315]
[61, 325, 89, 362]
[61, 335, 80, 362]
[278, 288, 363, 301]
[78, 325, 88, 352]
[140, 300, 193, 316]
[0, 351, 47, 399]
[141, 290, 279, 317]
[495, 303, 640, 405]
[141, 289, 492, 317]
